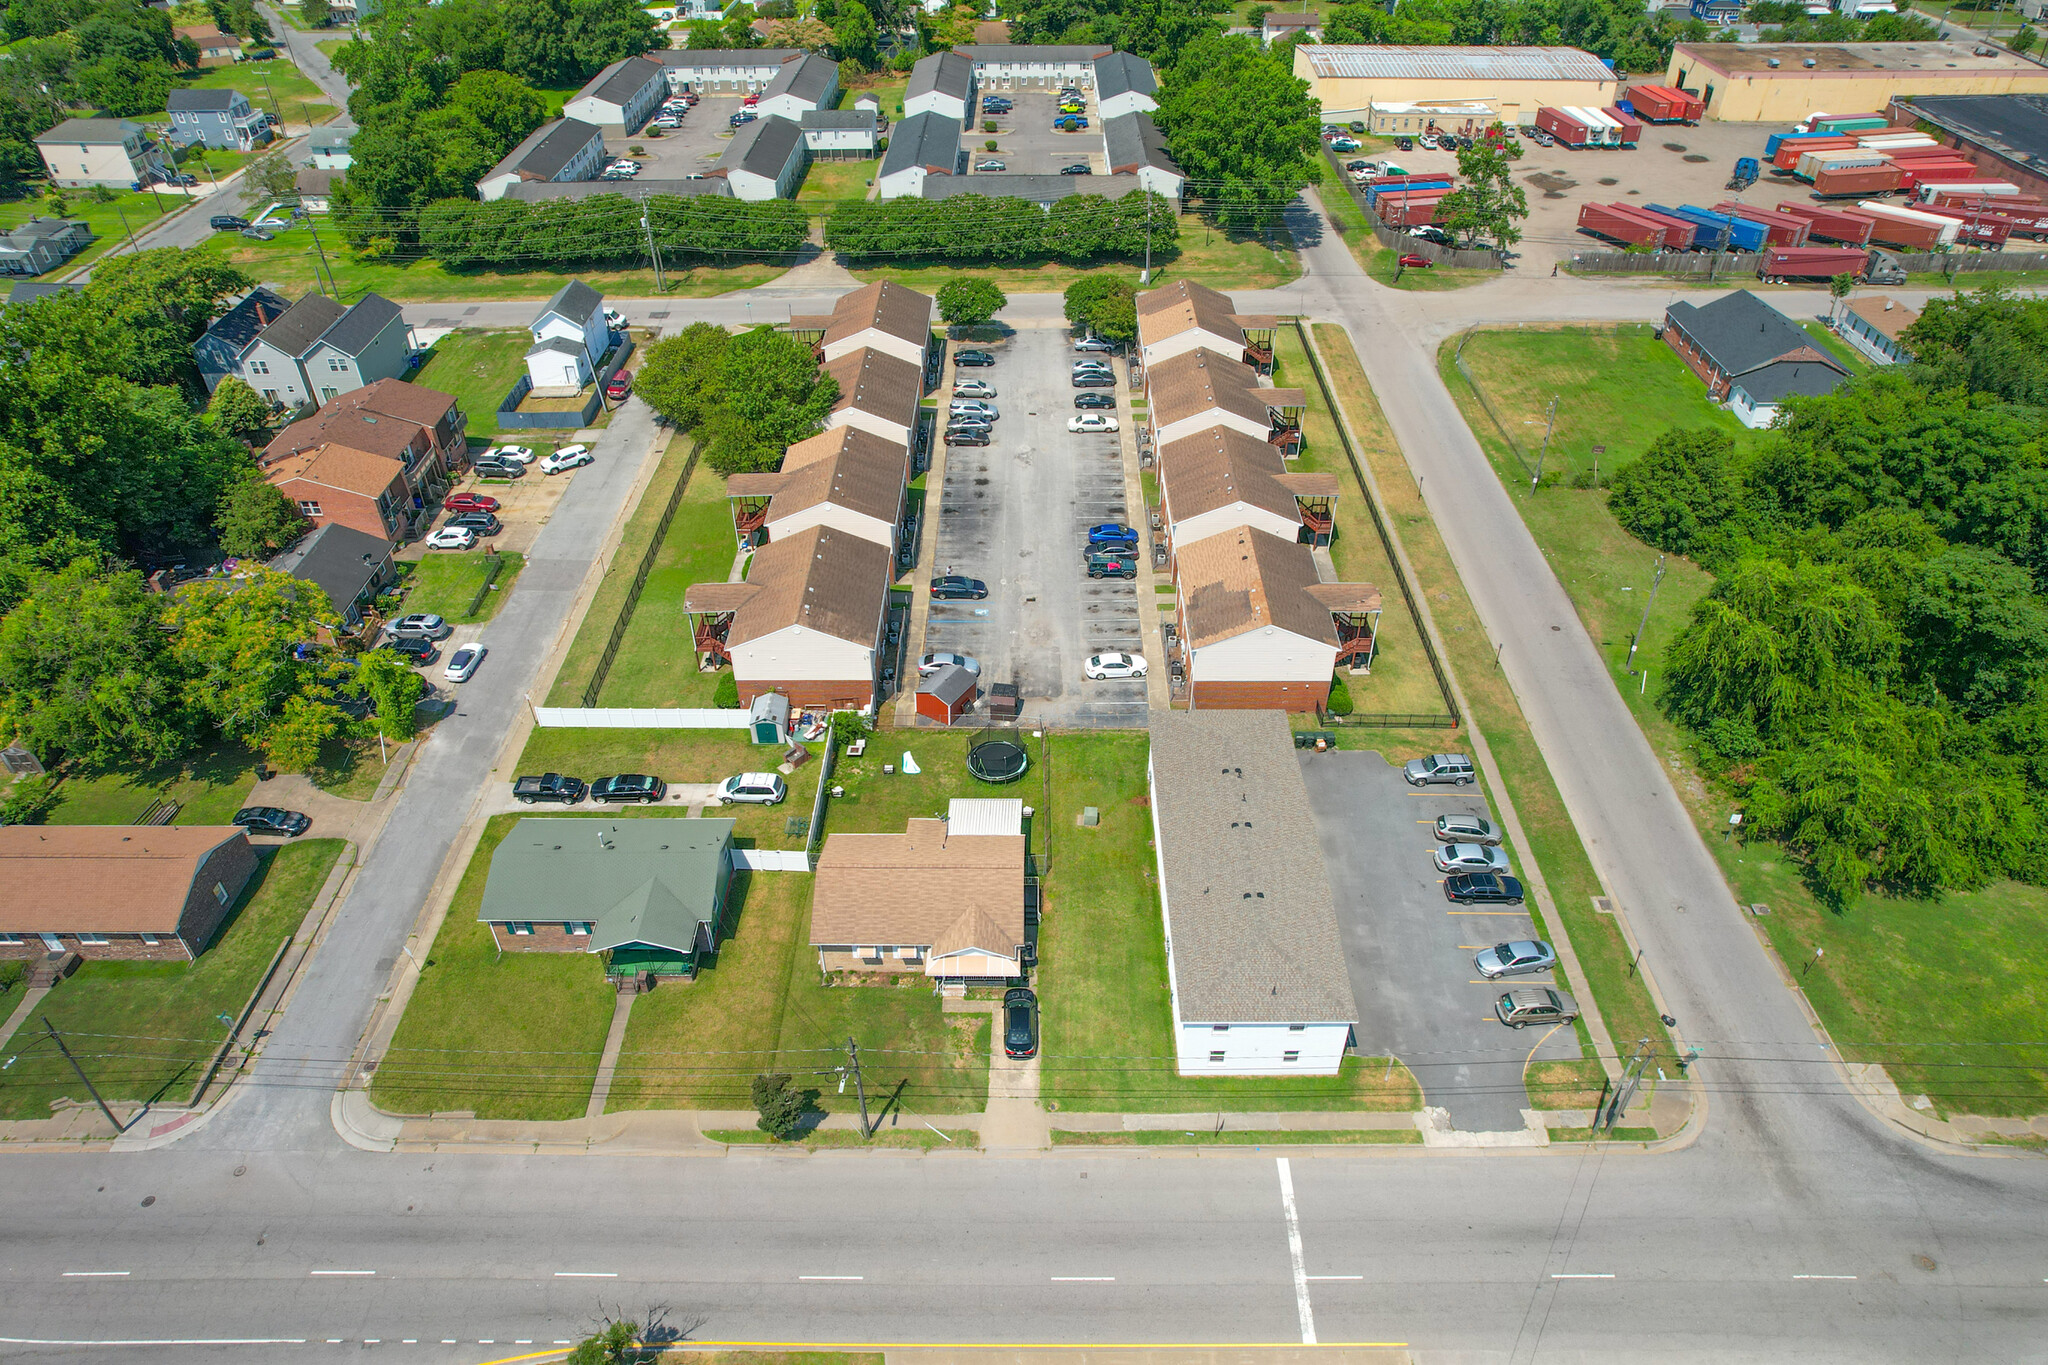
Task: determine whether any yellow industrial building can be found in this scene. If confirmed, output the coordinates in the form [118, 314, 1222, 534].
[1665, 42, 2048, 123]
[1291, 45, 1618, 127]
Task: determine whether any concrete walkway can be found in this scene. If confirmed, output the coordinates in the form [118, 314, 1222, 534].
[0, 984, 49, 1049]
[584, 990, 637, 1119]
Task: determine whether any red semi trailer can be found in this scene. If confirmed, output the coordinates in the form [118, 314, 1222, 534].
[1624, 84, 1702, 122]
[1759, 246, 1876, 282]
[1601, 106, 1643, 148]
[1535, 106, 1595, 148]
[1776, 202, 1876, 246]
[1812, 163, 1905, 198]
[1713, 202, 1811, 246]
[1578, 202, 1669, 248]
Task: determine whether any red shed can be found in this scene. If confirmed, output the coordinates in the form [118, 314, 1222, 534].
[915, 664, 978, 725]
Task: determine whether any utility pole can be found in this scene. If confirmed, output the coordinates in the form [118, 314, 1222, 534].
[1599, 1037, 1654, 1134]
[1626, 553, 1666, 674]
[641, 204, 667, 293]
[1529, 393, 1558, 493]
[113, 201, 139, 257]
[305, 212, 339, 297]
[845, 1035, 871, 1139]
[42, 1017, 125, 1133]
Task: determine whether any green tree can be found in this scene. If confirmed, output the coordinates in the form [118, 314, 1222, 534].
[1063, 275, 1137, 344]
[1905, 545, 2048, 716]
[566, 1320, 639, 1365]
[2013, 25, 2039, 55]
[830, 0, 877, 65]
[1436, 140, 1527, 249]
[442, 68, 547, 151]
[215, 469, 307, 557]
[205, 377, 275, 439]
[247, 150, 302, 202]
[1605, 428, 1746, 560]
[264, 691, 344, 771]
[703, 327, 839, 474]
[166, 565, 336, 744]
[1154, 33, 1320, 234]
[566, 0, 663, 74]
[633, 322, 731, 429]
[356, 647, 424, 740]
[751, 1070, 806, 1139]
[303, 0, 332, 26]
[936, 278, 1007, 327]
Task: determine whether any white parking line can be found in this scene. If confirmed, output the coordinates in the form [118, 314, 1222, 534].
[1793, 1274, 1857, 1280]
[1050, 1276, 1115, 1282]
[61, 1271, 130, 1277]
[1277, 1157, 1317, 1345]
[1552, 1273, 1616, 1279]
[553, 1271, 617, 1278]
[799, 1275, 863, 1281]
[309, 1270, 375, 1276]
[1306, 1275, 1364, 1281]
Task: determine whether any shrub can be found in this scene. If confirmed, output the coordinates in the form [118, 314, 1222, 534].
[1326, 676, 1355, 715]
[985, 139, 997, 151]
[713, 670, 740, 708]
[0, 775, 59, 827]
[751, 1071, 806, 1139]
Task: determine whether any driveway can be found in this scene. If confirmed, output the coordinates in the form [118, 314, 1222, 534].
[1296, 747, 1577, 1132]
[924, 330, 1147, 727]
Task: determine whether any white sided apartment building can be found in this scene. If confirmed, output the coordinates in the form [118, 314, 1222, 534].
[1136, 279, 1277, 372]
[722, 424, 909, 551]
[684, 525, 891, 711]
[1147, 709, 1358, 1075]
[822, 346, 924, 447]
[788, 278, 934, 369]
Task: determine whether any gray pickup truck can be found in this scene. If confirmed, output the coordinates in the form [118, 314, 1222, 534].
[514, 773, 586, 804]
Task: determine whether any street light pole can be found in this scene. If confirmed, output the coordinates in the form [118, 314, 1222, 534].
[1626, 553, 1666, 675]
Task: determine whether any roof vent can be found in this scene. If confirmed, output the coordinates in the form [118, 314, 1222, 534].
[1803, 57, 1817, 68]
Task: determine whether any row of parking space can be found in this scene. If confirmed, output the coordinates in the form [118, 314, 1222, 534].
[968, 89, 1104, 178]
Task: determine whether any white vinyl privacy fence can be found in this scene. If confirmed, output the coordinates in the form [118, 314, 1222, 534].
[534, 708, 750, 728]
[734, 849, 814, 871]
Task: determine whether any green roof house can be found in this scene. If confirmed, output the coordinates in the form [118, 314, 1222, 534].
[478, 817, 736, 979]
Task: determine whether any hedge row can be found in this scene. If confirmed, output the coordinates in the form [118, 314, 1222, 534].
[823, 190, 1179, 264]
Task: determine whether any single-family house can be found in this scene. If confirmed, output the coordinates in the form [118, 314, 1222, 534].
[1159, 425, 1339, 558]
[1146, 347, 1306, 455]
[877, 110, 963, 199]
[787, 278, 933, 368]
[268, 522, 396, 630]
[905, 50, 976, 125]
[33, 118, 168, 189]
[525, 279, 610, 392]
[1146, 710, 1359, 1076]
[1173, 525, 1380, 709]
[723, 423, 910, 550]
[1093, 51, 1158, 117]
[477, 817, 737, 982]
[1838, 296, 1918, 366]
[799, 108, 881, 160]
[295, 167, 342, 212]
[477, 118, 607, 201]
[919, 173, 1146, 207]
[1136, 279, 1279, 371]
[953, 43, 1115, 90]
[307, 120, 355, 170]
[810, 799, 1026, 982]
[0, 826, 260, 964]
[5, 281, 83, 308]
[712, 113, 807, 199]
[685, 525, 892, 709]
[235, 291, 410, 412]
[1261, 12, 1323, 44]
[564, 55, 670, 132]
[176, 23, 243, 65]
[755, 52, 840, 121]
[196, 286, 294, 393]
[0, 217, 92, 276]
[916, 663, 979, 725]
[654, 48, 806, 93]
[261, 443, 416, 543]
[822, 346, 924, 447]
[262, 377, 467, 506]
[1102, 111, 1184, 199]
[168, 88, 271, 151]
[1662, 290, 1848, 429]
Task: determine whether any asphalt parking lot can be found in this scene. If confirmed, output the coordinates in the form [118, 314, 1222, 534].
[1296, 748, 1580, 1132]
[607, 94, 748, 180]
[925, 330, 1147, 727]
[975, 90, 1101, 177]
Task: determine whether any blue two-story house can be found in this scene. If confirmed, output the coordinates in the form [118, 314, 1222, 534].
[168, 88, 272, 152]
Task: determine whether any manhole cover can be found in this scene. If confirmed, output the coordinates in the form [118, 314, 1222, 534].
[1662, 142, 1688, 153]
[1683, 154, 1710, 163]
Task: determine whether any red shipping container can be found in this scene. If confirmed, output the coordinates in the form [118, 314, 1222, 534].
[1929, 191, 2044, 211]
[1776, 202, 1876, 246]
[1535, 106, 1595, 148]
[1759, 246, 1872, 281]
[1578, 202, 1668, 248]
[1914, 206, 2012, 246]
[1774, 135, 1855, 171]
[1624, 84, 1700, 122]
[1713, 202, 1810, 246]
[1376, 192, 1448, 227]
[1896, 163, 1985, 190]
[1630, 206, 1699, 250]
[1601, 106, 1643, 147]
[1843, 208, 1941, 250]
[1812, 163, 1905, 198]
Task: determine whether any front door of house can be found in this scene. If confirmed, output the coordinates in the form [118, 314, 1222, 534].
[39, 932, 62, 952]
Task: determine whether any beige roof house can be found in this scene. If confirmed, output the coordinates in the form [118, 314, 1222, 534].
[822, 345, 923, 445]
[1146, 347, 1306, 448]
[810, 803, 1027, 980]
[790, 280, 935, 367]
[1159, 424, 1339, 552]
[724, 424, 908, 550]
[1173, 525, 1381, 710]
[0, 825, 259, 961]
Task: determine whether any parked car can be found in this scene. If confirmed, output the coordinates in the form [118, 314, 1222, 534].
[446, 512, 501, 536]
[1405, 752, 1475, 786]
[1074, 336, 1115, 353]
[591, 774, 668, 804]
[1433, 843, 1510, 874]
[424, 526, 476, 550]
[1495, 987, 1579, 1029]
[1348, 120, 1366, 133]
[1053, 116, 1088, 131]
[947, 414, 993, 431]
[1444, 871, 1525, 906]
[930, 575, 988, 600]
[486, 444, 536, 465]
[241, 227, 275, 241]
[651, 115, 681, 128]
[975, 158, 1007, 171]
[918, 651, 981, 676]
[387, 613, 450, 640]
[954, 349, 995, 367]
[742, 92, 759, 106]
[515, 773, 586, 804]
[1085, 651, 1146, 679]
[1344, 159, 1371, 172]
[1072, 372, 1114, 388]
[950, 399, 997, 419]
[385, 636, 437, 663]
[1394, 136, 1414, 151]
[1398, 253, 1434, 269]
[601, 169, 635, 181]
[1059, 162, 1091, 174]
[1475, 940, 1558, 980]
[1418, 133, 1440, 150]
[1068, 413, 1119, 433]
[605, 308, 627, 330]
[443, 492, 499, 515]
[728, 111, 755, 127]
[233, 806, 310, 837]
[944, 427, 991, 446]
[1086, 523, 1138, 547]
[1329, 137, 1360, 152]
[1435, 813, 1503, 845]
[471, 458, 525, 479]
[443, 642, 486, 683]
[1073, 391, 1116, 410]
[1072, 365, 1113, 381]
[210, 214, 250, 230]
[1410, 225, 1453, 245]
[982, 98, 1011, 111]
[1084, 553, 1138, 581]
[163, 172, 198, 187]
[953, 379, 996, 399]
[605, 371, 633, 399]
[1530, 129, 1554, 148]
[540, 445, 593, 474]
[1003, 986, 1039, 1058]
[718, 772, 787, 805]
[1321, 124, 1342, 136]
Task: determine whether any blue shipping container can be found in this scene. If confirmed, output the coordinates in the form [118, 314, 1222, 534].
[1648, 204, 1731, 251]
[1681, 205, 1768, 251]
[1365, 178, 1450, 206]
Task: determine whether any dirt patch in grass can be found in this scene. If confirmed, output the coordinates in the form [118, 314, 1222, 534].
[1527, 1057, 1608, 1109]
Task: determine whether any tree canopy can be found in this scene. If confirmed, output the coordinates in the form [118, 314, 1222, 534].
[1153, 34, 1319, 234]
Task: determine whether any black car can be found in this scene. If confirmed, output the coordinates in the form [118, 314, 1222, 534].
[164, 172, 198, 187]
[1074, 391, 1115, 409]
[446, 512, 501, 536]
[1059, 163, 1092, 175]
[210, 215, 250, 231]
[729, 111, 756, 127]
[1003, 987, 1039, 1059]
[233, 806, 311, 837]
[1444, 872, 1526, 905]
[1394, 136, 1414, 150]
[1072, 372, 1114, 388]
[945, 428, 991, 446]
[1348, 120, 1366, 133]
[931, 575, 988, 600]
[954, 349, 995, 367]
[386, 636, 437, 662]
[591, 774, 668, 804]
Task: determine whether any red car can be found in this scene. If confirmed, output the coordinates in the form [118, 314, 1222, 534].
[742, 93, 759, 106]
[1397, 253, 1435, 268]
[605, 371, 633, 400]
[443, 492, 500, 514]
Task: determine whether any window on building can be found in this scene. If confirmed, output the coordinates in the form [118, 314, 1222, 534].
[1283, 1050, 1300, 1063]
[78, 932, 108, 945]
[297, 501, 321, 517]
[328, 358, 345, 371]
[508, 921, 534, 936]
[214, 882, 230, 906]
[0, 932, 20, 945]
[141, 932, 159, 946]
[1212, 1024, 1229, 1032]
[565, 922, 592, 935]
[1288, 1024, 1306, 1032]
[1209, 1050, 1226, 1063]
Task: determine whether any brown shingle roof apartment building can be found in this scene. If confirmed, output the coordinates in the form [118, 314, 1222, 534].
[1158, 424, 1339, 559]
[1147, 711, 1357, 1074]
[788, 279, 936, 370]
[1174, 525, 1381, 710]
[685, 525, 892, 709]
[723, 424, 910, 552]
[262, 442, 415, 543]
[1136, 279, 1280, 373]
[262, 378, 468, 508]
[1145, 346, 1306, 455]
[0, 826, 259, 962]
[810, 798, 1027, 983]
[822, 346, 925, 447]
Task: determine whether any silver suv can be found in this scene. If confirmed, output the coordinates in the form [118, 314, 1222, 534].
[718, 772, 787, 805]
[1495, 987, 1579, 1029]
[1405, 753, 1475, 786]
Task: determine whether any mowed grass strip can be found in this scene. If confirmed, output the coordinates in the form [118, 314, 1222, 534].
[401, 551, 524, 625]
[409, 330, 534, 438]
[1051, 1128, 1422, 1145]
[0, 840, 343, 1120]
[42, 742, 260, 827]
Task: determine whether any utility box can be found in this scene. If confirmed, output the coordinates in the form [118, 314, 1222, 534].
[749, 691, 790, 745]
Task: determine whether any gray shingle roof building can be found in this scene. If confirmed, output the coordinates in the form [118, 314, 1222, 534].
[1094, 51, 1157, 102]
[881, 110, 964, 177]
[908, 50, 975, 104]
[1103, 112, 1180, 178]
[317, 293, 403, 358]
[542, 279, 603, 327]
[268, 522, 392, 624]
[1664, 290, 1849, 405]
[253, 293, 349, 359]
[919, 173, 1144, 203]
[1146, 710, 1358, 1027]
[720, 112, 804, 176]
[762, 52, 838, 105]
[578, 55, 667, 108]
[482, 118, 604, 185]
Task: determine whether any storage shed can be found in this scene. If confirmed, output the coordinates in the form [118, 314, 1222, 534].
[916, 663, 978, 725]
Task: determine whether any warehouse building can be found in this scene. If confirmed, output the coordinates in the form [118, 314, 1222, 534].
[1664, 42, 2048, 124]
[1893, 93, 2048, 201]
[1291, 45, 1617, 126]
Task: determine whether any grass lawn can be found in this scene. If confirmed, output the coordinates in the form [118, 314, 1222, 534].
[43, 743, 260, 826]
[1036, 731, 1423, 1113]
[849, 211, 1300, 293]
[371, 815, 615, 1121]
[514, 729, 823, 852]
[397, 551, 525, 625]
[548, 435, 701, 707]
[409, 330, 534, 436]
[0, 188, 175, 276]
[307, 735, 396, 801]
[841, 76, 908, 119]
[1799, 320, 1873, 376]
[798, 159, 875, 203]
[0, 840, 343, 1120]
[1278, 324, 1452, 719]
[186, 59, 337, 122]
[707, 1127, 976, 1149]
[188, 232, 789, 303]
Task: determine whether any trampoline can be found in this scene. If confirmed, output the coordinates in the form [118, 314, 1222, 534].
[966, 737, 1030, 784]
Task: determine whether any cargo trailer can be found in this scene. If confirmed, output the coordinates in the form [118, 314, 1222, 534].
[1648, 204, 1733, 251]
[1774, 136, 1857, 171]
[1846, 204, 1946, 250]
[1714, 202, 1812, 246]
[1895, 163, 1986, 191]
[1632, 206, 1700, 250]
[1795, 149, 1889, 180]
[1601, 106, 1643, 148]
[1757, 246, 1881, 282]
[1805, 112, 1890, 133]
[1856, 200, 1962, 246]
[1775, 202, 1876, 245]
[1576, 107, 1622, 147]
[1378, 194, 1449, 228]
[1812, 163, 1905, 198]
[1914, 180, 2020, 202]
[1364, 177, 1451, 205]
[1535, 106, 1596, 148]
[1577, 202, 1671, 248]
[1914, 205, 2012, 246]
[1684, 206, 1769, 252]
[1627, 85, 1701, 122]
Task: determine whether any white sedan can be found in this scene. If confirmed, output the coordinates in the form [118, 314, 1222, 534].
[1084, 651, 1146, 680]
[423, 526, 476, 550]
[443, 642, 486, 683]
[1433, 843, 1510, 874]
[486, 444, 536, 465]
[539, 444, 593, 474]
[1068, 413, 1120, 433]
